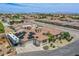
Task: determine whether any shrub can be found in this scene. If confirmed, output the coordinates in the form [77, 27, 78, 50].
[43, 45, 49, 50]
[50, 43, 53, 47]
[67, 36, 73, 42]
[52, 45, 55, 48]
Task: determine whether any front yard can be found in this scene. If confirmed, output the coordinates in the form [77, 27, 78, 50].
[42, 32, 73, 50]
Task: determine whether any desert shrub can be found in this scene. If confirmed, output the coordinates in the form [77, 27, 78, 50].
[43, 45, 49, 50]
[52, 45, 55, 48]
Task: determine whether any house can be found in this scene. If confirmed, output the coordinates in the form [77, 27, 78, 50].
[22, 23, 37, 30]
[32, 27, 62, 46]
[9, 19, 24, 25]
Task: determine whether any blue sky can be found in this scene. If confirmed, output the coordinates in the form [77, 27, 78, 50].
[0, 3, 79, 14]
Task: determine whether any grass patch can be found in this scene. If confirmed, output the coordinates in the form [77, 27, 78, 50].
[0, 21, 5, 33]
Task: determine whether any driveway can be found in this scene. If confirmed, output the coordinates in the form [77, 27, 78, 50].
[15, 41, 43, 54]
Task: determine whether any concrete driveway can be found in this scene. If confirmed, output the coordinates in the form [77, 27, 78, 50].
[15, 41, 43, 54]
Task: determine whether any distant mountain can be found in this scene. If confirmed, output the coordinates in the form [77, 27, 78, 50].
[0, 3, 79, 14]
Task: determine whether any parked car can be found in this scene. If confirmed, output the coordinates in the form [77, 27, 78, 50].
[27, 32, 35, 40]
[15, 31, 26, 39]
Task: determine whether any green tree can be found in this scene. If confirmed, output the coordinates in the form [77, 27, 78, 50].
[0, 22, 5, 33]
[60, 32, 71, 41]
[47, 32, 55, 43]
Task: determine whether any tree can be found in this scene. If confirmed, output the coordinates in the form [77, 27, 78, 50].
[59, 32, 72, 41]
[0, 22, 5, 33]
[60, 32, 70, 39]
[47, 32, 55, 43]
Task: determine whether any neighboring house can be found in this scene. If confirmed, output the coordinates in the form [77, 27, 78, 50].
[0, 18, 10, 27]
[3, 23, 10, 27]
[22, 25, 32, 30]
[22, 24, 37, 30]
[1, 17, 10, 24]
[10, 19, 23, 24]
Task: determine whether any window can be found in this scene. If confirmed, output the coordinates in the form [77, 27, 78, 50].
[42, 40, 47, 43]
[36, 36, 38, 38]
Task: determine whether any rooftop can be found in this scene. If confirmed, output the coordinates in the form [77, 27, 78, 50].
[34, 27, 62, 41]
[22, 26, 62, 42]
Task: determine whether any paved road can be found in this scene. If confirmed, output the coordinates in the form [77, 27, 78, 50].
[17, 20, 79, 56]
[33, 20, 79, 34]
